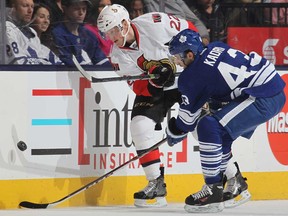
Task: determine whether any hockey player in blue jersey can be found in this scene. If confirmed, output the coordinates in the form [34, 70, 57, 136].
[165, 29, 286, 213]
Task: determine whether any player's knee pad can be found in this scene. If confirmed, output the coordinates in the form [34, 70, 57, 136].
[197, 115, 224, 143]
[130, 115, 156, 150]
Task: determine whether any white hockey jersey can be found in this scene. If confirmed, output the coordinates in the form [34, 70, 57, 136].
[5, 21, 61, 65]
[109, 12, 197, 96]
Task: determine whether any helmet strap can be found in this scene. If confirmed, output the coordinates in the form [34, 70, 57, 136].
[120, 20, 131, 47]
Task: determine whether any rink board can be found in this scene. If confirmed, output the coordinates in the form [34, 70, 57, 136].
[0, 66, 287, 209]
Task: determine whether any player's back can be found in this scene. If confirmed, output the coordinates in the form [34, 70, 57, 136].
[179, 41, 285, 103]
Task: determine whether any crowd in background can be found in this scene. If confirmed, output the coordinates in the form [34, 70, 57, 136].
[4, 0, 288, 65]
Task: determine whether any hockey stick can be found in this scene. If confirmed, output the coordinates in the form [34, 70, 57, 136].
[72, 55, 160, 83]
[19, 138, 167, 209]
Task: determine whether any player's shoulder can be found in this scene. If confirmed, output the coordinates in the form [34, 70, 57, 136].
[132, 12, 169, 25]
[207, 41, 229, 50]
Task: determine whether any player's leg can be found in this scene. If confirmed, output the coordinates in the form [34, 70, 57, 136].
[213, 92, 285, 208]
[130, 115, 167, 207]
[130, 95, 169, 208]
[184, 115, 225, 213]
[223, 161, 251, 208]
[130, 89, 180, 207]
[221, 134, 251, 208]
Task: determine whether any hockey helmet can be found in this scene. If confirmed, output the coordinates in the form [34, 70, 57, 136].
[168, 29, 204, 57]
[97, 4, 130, 33]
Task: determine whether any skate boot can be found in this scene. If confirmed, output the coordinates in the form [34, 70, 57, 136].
[134, 168, 167, 208]
[184, 182, 224, 213]
[223, 162, 251, 208]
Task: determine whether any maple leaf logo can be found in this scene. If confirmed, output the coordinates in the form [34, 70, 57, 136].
[179, 35, 187, 43]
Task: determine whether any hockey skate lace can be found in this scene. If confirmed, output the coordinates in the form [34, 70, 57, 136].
[143, 180, 157, 195]
[192, 184, 212, 200]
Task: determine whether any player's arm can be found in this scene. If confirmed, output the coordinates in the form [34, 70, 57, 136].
[166, 81, 210, 146]
[128, 60, 176, 96]
[126, 65, 175, 97]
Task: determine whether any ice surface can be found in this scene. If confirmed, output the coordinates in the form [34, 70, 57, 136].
[0, 200, 287, 216]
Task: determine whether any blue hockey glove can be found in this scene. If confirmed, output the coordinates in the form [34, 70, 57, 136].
[165, 117, 187, 146]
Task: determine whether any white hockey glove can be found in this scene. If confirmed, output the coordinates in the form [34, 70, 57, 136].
[165, 117, 187, 146]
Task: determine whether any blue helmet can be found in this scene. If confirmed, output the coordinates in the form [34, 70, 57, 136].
[168, 29, 204, 57]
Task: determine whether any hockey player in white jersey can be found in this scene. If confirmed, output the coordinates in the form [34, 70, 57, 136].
[97, 4, 201, 207]
[166, 29, 286, 213]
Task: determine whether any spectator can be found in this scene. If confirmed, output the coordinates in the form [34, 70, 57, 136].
[129, 0, 145, 19]
[6, 0, 61, 64]
[97, 0, 112, 12]
[264, 0, 288, 25]
[189, 0, 226, 42]
[143, 0, 210, 45]
[30, 3, 60, 56]
[85, 0, 113, 56]
[37, 0, 64, 26]
[52, 0, 111, 66]
[30, 4, 51, 38]
[220, 0, 263, 26]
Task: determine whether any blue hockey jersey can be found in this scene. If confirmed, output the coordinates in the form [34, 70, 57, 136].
[176, 41, 286, 132]
[52, 23, 110, 66]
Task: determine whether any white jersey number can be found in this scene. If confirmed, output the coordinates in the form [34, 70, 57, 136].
[217, 48, 258, 90]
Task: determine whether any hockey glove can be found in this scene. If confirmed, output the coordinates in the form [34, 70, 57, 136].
[208, 99, 228, 114]
[148, 65, 175, 88]
[165, 117, 187, 146]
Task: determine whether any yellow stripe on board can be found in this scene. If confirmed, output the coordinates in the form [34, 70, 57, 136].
[0, 172, 287, 209]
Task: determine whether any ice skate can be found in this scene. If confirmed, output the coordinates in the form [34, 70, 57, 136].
[223, 162, 251, 208]
[134, 170, 167, 208]
[184, 182, 224, 213]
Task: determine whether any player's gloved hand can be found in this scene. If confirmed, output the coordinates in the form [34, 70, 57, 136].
[165, 117, 187, 146]
[148, 65, 175, 88]
[208, 99, 228, 114]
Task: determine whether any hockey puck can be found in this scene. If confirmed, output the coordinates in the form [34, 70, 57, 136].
[17, 141, 27, 151]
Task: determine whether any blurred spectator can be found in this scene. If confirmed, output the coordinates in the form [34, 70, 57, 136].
[30, 4, 51, 38]
[143, 0, 210, 45]
[52, 0, 111, 66]
[37, 0, 64, 26]
[220, 0, 263, 26]
[6, 0, 61, 64]
[263, 0, 288, 25]
[6, 0, 12, 7]
[189, 0, 226, 42]
[129, 0, 145, 19]
[85, 0, 113, 56]
[97, 0, 112, 12]
[30, 3, 60, 55]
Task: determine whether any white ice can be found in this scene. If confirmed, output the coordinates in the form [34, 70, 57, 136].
[0, 200, 287, 216]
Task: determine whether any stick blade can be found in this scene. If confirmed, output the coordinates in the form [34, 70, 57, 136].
[19, 201, 49, 209]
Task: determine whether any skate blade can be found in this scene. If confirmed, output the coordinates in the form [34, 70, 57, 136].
[184, 202, 224, 213]
[134, 197, 167, 208]
[224, 190, 251, 208]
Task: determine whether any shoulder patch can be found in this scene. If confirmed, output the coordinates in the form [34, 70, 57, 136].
[152, 13, 162, 23]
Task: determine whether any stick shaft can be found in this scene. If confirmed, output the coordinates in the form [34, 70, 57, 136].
[19, 138, 167, 209]
[72, 55, 182, 83]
